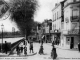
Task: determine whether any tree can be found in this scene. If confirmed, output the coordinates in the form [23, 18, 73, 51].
[9, 0, 38, 38]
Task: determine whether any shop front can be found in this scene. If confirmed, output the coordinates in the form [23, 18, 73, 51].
[50, 30, 61, 45]
[62, 29, 79, 49]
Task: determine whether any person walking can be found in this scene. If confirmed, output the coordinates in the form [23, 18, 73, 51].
[39, 45, 44, 55]
[51, 46, 57, 59]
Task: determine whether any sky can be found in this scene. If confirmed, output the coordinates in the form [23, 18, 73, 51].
[34, 0, 64, 22]
[0, 0, 63, 32]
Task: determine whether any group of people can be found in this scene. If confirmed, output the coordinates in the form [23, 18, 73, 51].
[16, 46, 24, 55]
[15, 39, 58, 59]
[38, 41, 57, 59]
[16, 41, 34, 56]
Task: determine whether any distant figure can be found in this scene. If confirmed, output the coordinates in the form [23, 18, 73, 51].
[21, 47, 23, 53]
[5, 41, 8, 54]
[30, 42, 34, 53]
[16, 46, 20, 55]
[46, 40, 47, 43]
[39, 40, 40, 43]
[78, 43, 80, 52]
[39, 45, 44, 55]
[51, 46, 57, 59]
[16, 46, 19, 52]
[70, 43, 73, 49]
[28, 40, 29, 43]
[41, 40, 43, 45]
[52, 41, 54, 47]
[24, 46, 27, 56]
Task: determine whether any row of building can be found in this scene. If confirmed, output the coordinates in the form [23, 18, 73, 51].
[37, 0, 80, 49]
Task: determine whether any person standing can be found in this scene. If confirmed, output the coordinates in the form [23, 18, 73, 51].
[52, 41, 55, 48]
[24, 46, 27, 56]
[30, 42, 34, 53]
[21, 46, 23, 53]
[41, 40, 43, 45]
[78, 42, 80, 52]
[5, 41, 8, 54]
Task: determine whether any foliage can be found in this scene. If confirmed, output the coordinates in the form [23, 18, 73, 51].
[9, 0, 38, 37]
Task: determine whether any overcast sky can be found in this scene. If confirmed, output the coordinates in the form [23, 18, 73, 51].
[0, 0, 63, 32]
[34, 0, 63, 22]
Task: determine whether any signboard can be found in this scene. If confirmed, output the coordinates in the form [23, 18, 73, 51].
[54, 29, 58, 32]
[66, 37, 70, 45]
[0, 0, 9, 18]
[65, 17, 69, 23]
[45, 27, 49, 33]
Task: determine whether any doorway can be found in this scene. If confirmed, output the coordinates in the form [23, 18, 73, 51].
[70, 37, 74, 49]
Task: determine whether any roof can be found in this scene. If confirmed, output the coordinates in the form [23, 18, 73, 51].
[52, 1, 64, 11]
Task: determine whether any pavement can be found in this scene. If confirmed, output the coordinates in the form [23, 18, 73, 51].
[55, 45, 79, 51]
[0, 43, 80, 60]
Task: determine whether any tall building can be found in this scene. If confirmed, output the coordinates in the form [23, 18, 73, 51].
[43, 19, 52, 42]
[52, 1, 64, 45]
[62, 0, 80, 49]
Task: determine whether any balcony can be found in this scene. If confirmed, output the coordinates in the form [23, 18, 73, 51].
[68, 29, 79, 35]
[70, 16, 79, 22]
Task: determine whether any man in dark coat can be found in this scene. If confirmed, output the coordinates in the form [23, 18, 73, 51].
[78, 42, 80, 52]
[5, 41, 8, 54]
[30, 42, 34, 53]
[24, 46, 27, 56]
[21, 47, 23, 53]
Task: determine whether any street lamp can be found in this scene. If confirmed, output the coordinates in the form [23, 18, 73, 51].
[1, 24, 4, 52]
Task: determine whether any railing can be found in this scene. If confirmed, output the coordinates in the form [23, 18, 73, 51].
[68, 29, 79, 34]
[70, 16, 79, 21]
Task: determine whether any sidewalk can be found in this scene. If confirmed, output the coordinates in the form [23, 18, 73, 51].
[55, 45, 78, 51]
[0, 53, 9, 57]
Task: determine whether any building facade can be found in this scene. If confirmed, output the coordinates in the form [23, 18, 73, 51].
[52, 1, 64, 45]
[61, 0, 80, 49]
[41, 19, 52, 42]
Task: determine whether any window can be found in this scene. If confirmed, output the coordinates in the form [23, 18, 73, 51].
[72, 9, 79, 20]
[54, 24, 56, 30]
[53, 24, 54, 30]
[57, 12, 58, 19]
[53, 15, 54, 20]
[55, 13, 56, 20]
